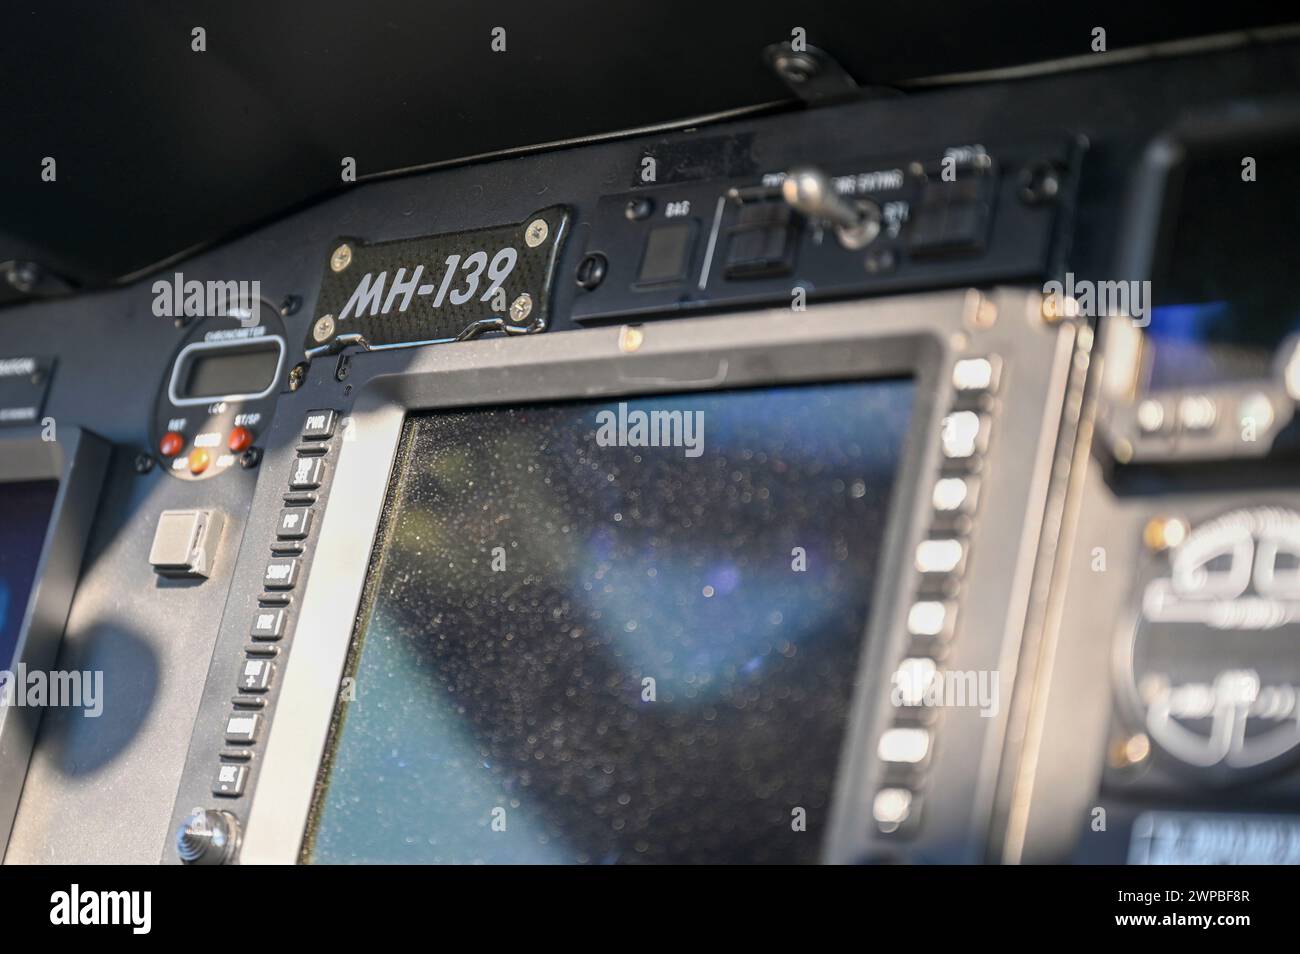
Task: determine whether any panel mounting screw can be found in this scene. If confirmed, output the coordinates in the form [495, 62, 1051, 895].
[288, 361, 308, 391]
[524, 219, 549, 248]
[1109, 732, 1151, 769]
[963, 289, 997, 329]
[1143, 516, 1187, 552]
[312, 314, 336, 342]
[134, 453, 155, 474]
[330, 244, 353, 272]
[618, 325, 644, 353]
[509, 293, 533, 322]
[772, 51, 820, 85]
[575, 252, 608, 290]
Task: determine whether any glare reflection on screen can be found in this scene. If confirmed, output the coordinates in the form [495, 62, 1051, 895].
[307, 378, 914, 864]
[1145, 301, 1300, 390]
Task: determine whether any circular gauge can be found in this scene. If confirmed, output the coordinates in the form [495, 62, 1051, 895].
[152, 300, 288, 480]
[1119, 506, 1300, 782]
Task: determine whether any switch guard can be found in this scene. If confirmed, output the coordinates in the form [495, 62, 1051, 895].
[150, 509, 223, 579]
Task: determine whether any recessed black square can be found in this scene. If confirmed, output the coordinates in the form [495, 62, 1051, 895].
[636, 222, 696, 286]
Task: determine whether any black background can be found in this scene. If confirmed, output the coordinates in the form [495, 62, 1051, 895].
[1, 864, 1276, 937]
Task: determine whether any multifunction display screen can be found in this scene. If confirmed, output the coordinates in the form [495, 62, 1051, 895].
[307, 378, 915, 863]
[1145, 139, 1300, 390]
[0, 479, 60, 668]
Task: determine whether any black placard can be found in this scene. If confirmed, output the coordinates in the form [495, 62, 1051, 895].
[0, 355, 54, 427]
[307, 206, 569, 351]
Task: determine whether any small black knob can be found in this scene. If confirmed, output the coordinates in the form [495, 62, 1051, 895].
[624, 198, 654, 221]
[575, 253, 608, 290]
[176, 808, 240, 865]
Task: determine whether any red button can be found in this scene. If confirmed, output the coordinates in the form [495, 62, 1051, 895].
[159, 432, 185, 458]
[228, 426, 254, 453]
[188, 448, 211, 475]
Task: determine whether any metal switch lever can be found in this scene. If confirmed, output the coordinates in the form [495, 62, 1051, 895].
[781, 166, 881, 250]
[782, 167, 861, 229]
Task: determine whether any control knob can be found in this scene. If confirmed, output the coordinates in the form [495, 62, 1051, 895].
[175, 808, 240, 865]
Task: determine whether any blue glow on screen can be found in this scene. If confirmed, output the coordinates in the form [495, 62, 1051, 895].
[1146, 301, 1300, 390]
[307, 378, 914, 864]
[1147, 301, 1233, 342]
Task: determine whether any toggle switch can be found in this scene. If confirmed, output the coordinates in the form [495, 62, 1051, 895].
[781, 166, 881, 249]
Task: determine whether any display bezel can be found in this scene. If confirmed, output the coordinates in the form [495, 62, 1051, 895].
[1101, 106, 1300, 464]
[167, 336, 287, 407]
[234, 290, 1077, 864]
[305, 376, 920, 864]
[0, 426, 110, 854]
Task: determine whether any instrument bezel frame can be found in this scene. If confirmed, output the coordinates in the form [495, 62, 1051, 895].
[1101, 104, 1300, 465]
[166, 334, 288, 409]
[161, 287, 1079, 864]
[0, 425, 110, 855]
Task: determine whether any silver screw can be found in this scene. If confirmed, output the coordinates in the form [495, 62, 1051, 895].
[312, 314, 336, 342]
[1110, 732, 1151, 769]
[963, 289, 997, 329]
[509, 293, 533, 322]
[618, 325, 644, 353]
[524, 219, 548, 248]
[330, 244, 353, 272]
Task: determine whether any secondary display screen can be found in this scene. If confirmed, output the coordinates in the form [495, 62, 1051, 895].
[307, 378, 915, 864]
[1145, 139, 1300, 390]
[0, 479, 60, 668]
[182, 345, 279, 399]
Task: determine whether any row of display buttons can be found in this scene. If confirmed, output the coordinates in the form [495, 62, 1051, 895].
[873, 355, 1000, 837]
[213, 408, 337, 799]
[1134, 391, 1277, 437]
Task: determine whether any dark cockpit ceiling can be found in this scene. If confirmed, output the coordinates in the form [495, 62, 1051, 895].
[1, 3, 1294, 296]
